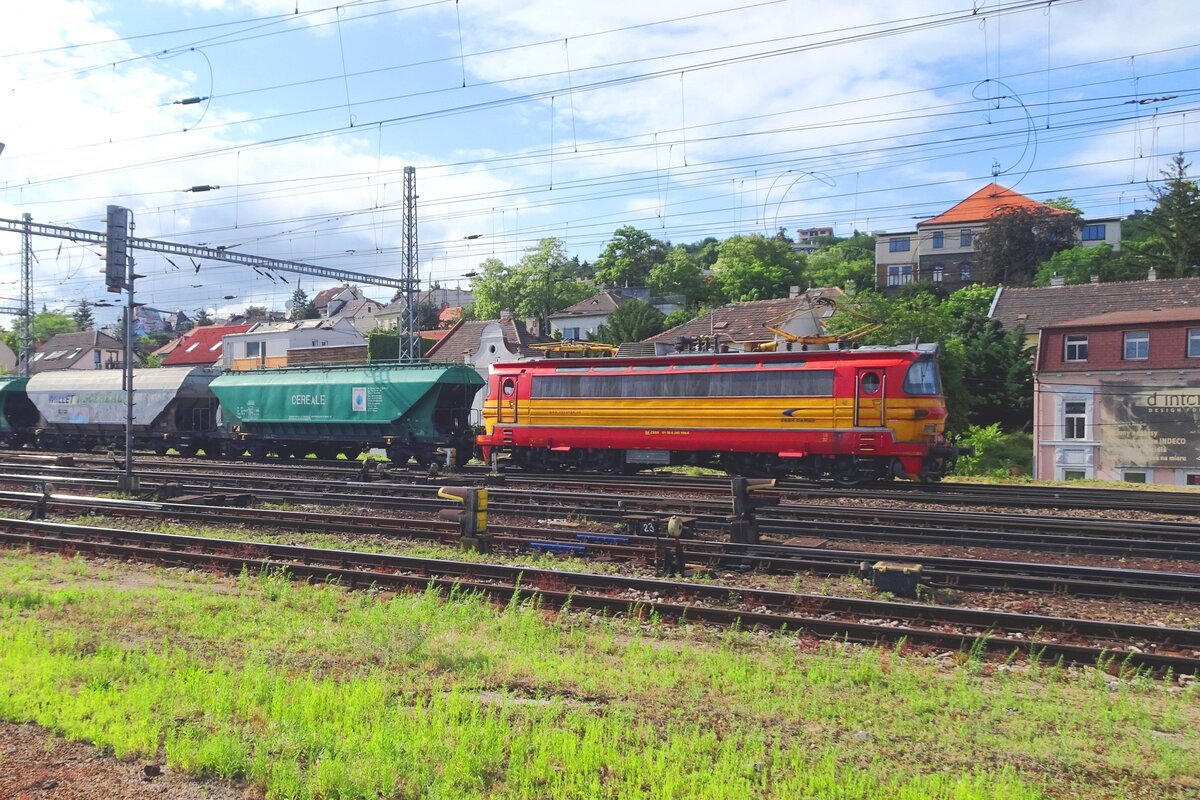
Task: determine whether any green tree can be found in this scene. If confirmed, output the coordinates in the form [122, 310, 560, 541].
[974, 206, 1080, 286]
[804, 233, 876, 291]
[415, 299, 442, 330]
[71, 298, 94, 330]
[711, 234, 803, 302]
[1143, 153, 1200, 278]
[648, 244, 711, 307]
[1043, 196, 1083, 214]
[0, 310, 79, 356]
[468, 257, 526, 321]
[593, 226, 667, 288]
[243, 305, 268, 319]
[288, 287, 318, 321]
[589, 299, 666, 345]
[515, 239, 592, 335]
[1032, 245, 1140, 286]
[193, 308, 213, 327]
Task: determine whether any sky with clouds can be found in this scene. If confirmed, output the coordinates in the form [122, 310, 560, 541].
[1, 0, 1197, 325]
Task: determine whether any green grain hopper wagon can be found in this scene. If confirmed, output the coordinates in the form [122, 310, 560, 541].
[0, 377, 38, 448]
[209, 362, 484, 463]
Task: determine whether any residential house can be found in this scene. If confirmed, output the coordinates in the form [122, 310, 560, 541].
[328, 297, 386, 334]
[0, 341, 16, 373]
[28, 330, 127, 373]
[424, 311, 554, 424]
[312, 285, 366, 318]
[160, 323, 254, 368]
[548, 291, 625, 341]
[793, 226, 834, 254]
[641, 288, 845, 355]
[989, 276, 1200, 347]
[548, 288, 684, 342]
[874, 183, 1121, 292]
[1032, 307, 1200, 486]
[374, 287, 476, 332]
[221, 318, 364, 371]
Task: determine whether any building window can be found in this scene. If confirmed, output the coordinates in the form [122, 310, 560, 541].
[245, 341, 262, 359]
[959, 263, 972, 281]
[1063, 400, 1087, 439]
[959, 229, 973, 247]
[1123, 331, 1149, 360]
[1187, 473, 1200, 486]
[1064, 335, 1088, 362]
[931, 264, 943, 283]
[1063, 469, 1087, 481]
[1123, 470, 1147, 483]
[562, 327, 581, 340]
[887, 266, 901, 286]
[1188, 328, 1200, 358]
[888, 237, 911, 253]
[901, 265, 912, 284]
[932, 231, 944, 249]
[886, 265, 913, 286]
[1081, 224, 1106, 242]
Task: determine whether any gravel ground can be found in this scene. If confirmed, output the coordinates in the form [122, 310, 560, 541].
[0, 723, 251, 800]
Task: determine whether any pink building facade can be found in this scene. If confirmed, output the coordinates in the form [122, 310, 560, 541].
[1033, 309, 1200, 485]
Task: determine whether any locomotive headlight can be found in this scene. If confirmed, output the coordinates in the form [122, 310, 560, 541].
[912, 408, 930, 419]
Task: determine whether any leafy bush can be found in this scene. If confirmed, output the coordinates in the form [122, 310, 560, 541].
[952, 424, 1033, 478]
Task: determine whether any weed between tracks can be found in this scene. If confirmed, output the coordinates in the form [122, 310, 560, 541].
[0, 549, 1197, 799]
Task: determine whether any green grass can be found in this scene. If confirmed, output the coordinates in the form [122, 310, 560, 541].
[0, 550, 1197, 799]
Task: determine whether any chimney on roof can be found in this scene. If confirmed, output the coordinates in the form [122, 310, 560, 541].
[499, 309, 512, 322]
[1049, 274, 1066, 287]
[789, 285, 802, 298]
[1090, 274, 1100, 284]
[1147, 267, 1157, 281]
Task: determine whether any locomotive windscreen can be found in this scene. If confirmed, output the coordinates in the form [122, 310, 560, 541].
[902, 357, 943, 395]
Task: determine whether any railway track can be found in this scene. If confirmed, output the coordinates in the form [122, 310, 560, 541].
[2, 515, 1197, 675]
[1, 462, 1198, 561]
[3, 452, 1198, 514]
[3, 490, 1198, 603]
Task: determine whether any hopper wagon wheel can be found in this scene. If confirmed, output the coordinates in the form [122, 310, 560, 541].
[413, 448, 436, 468]
[314, 446, 340, 461]
[176, 444, 197, 458]
[246, 442, 268, 461]
[385, 445, 409, 466]
[340, 447, 364, 461]
[275, 444, 296, 460]
[153, 443, 170, 456]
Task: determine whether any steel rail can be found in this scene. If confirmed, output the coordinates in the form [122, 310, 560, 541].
[1, 517, 1196, 675]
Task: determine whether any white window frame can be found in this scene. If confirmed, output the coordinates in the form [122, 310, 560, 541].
[1188, 328, 1200, 358]
[1063, 398, 1088, 440]
[931, 265, 943, 283]
[1123, 330, 1149, 360]
[1064, 334, 1088, 362]
[959, 229, 973, 247]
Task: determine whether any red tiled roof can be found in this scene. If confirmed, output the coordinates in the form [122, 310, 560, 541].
[425, 318, 554, 360]
[549, 291, 625, 319]
[1045, 307, 1200, 329]
[644, 289, 844, 345]
[918, 183, 1074, 227]
[990, 278, 1200, 334]
[161, 324, 253, 366]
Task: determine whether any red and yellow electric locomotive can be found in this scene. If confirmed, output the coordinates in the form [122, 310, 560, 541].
[477, 343, 957, 483]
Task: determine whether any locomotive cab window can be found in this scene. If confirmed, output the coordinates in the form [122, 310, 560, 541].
[859, 372, 881, 394]
[902, 358, 942, 395]
[501, 378, 516, 398]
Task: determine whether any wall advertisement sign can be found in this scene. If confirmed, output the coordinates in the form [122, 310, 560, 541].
[1103, 381, 1200, 468]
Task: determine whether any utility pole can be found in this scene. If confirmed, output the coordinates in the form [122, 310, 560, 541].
[400, 165, 419, 361]
[19, 214, 32, 377]
[105, 205, 138, 494]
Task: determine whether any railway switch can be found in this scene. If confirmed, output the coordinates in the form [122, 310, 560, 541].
[437, 486, 490, 552]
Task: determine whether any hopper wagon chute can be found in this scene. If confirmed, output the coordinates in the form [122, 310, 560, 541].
[208, 363, 484, 463]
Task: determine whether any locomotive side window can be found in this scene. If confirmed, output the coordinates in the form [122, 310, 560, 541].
[531, 369, 833, 398]
[902, 359, 942, 395]
[502, 378, 516, 398]
[860, 372, 881, 394]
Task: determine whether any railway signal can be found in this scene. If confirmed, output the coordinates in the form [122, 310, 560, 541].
[437, 486, 489, 552]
